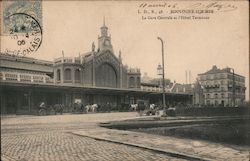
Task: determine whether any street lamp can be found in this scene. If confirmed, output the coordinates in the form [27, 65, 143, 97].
[157, 64, 163, 76]
[157, 37, 166, 109]
[157, 64, 163, 88]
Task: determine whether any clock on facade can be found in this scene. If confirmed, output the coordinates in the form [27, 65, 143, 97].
[104, 40, 110, 46]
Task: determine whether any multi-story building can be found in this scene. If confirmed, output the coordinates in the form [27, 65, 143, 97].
[170, 81, 204, 106]
[198, 65, 246, 107]
[0, 21, 191, 114]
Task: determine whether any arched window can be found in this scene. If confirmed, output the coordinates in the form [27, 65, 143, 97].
[64, 68, 72, 81]
[95, 63, 117, 88]
[129, 77, 135, 88]
[57, 69, 61, 81]
[136, 77, 140, 88]
[75, 69, 81, 82]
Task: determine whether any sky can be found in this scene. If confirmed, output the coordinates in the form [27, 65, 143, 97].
[1, 1, 249, 100]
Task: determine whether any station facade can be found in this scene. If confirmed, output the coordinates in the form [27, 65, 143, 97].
[0, 22, 192, 114]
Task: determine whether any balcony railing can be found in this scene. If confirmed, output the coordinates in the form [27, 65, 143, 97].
[4, 73, 18, 81]
[141, 86, 162, 92]
[204, 84, 220, 89]
[128, 68, 140, 73]
[0, 72, 54, 84]
[54, 57, 82, 64]
[75, 80, 81, 83]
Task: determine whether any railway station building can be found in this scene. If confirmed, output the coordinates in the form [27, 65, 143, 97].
[0, 22, 192, 114]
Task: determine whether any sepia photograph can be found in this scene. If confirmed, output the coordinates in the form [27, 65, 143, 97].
[1, 0, 249, 160]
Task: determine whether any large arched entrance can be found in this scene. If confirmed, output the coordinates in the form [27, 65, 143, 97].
[95, 63, 117, 88]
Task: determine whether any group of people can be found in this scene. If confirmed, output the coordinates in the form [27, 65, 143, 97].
[38, 102, 64, 115]
[72, 103, 99, 113]
[130, 103, 158, 111]
[39, 102, 96, 115]
[38, 101, 161, 116]
[71, 102, 115, 113]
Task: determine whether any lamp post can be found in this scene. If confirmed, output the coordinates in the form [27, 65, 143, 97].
[157, 37, 166, 109]
[157, 64, 163, 87]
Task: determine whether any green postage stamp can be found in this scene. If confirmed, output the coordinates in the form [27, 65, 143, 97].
[1, 1, 43, 56]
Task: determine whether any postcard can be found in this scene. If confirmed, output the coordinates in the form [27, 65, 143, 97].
[1, 1, 249, 161]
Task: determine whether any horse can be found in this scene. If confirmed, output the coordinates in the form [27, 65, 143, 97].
[91, 104, 98, 112]
[84, 104, 91, 113]
[130, 104, 138, 111]
[85, 104, 98, 113]
[72, 103, 83, 113]
[53, 104, 64, 115]
[150, 104, 156, 110]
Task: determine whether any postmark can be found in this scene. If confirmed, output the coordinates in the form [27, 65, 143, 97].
[1, 1, 42, 56]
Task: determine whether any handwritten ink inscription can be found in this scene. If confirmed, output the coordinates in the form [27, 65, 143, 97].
[137, 2, 238, 21]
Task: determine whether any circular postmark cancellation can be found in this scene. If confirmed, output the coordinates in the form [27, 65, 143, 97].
[3, 13, 42, 56]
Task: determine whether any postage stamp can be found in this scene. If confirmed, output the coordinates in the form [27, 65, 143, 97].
[1, 0, 42, 56]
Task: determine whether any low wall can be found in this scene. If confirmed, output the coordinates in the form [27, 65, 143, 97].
[175, 107, 250, 117]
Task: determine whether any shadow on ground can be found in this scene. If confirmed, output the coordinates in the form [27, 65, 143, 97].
[100, 116, 250, 146]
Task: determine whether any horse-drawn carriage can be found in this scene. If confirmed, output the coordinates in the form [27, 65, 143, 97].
[130, 103, 159, 116]
[71, 103, 84, 114]
[84, 104, 99, 113]
[38, 102, 64, 116]
[71, 103, 99, 114]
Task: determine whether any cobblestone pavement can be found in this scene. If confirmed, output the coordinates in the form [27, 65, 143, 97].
[1, 113, 185, 161]
[73, 128, 250, 161]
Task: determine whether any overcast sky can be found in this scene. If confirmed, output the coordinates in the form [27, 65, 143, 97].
[1, 1, 249, 100]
